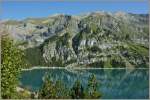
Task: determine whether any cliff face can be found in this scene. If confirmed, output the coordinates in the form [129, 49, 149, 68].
[2, 12, 149, 68]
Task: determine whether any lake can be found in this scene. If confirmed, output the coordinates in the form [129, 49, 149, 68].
[19, 68, 149, 99]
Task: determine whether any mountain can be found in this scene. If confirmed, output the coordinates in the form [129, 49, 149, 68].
[1, 11, 149, 68]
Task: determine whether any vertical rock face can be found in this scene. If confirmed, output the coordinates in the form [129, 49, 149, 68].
[1, 12, 149, 68]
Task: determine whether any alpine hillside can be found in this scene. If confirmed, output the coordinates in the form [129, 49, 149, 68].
[1, 11, 149, 68]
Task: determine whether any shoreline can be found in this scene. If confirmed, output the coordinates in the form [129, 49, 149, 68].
[21, 66, 149, 71]
[22, 66, 65, 71]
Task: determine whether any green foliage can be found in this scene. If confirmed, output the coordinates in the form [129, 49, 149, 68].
[70, 80, 84, 99]
[110, 55, 126, 68]
[15, 40, 28, 46]
[70, 75, 102, 99]
[65, 59, 77, 65]
[54, 80, 70, 98]
[87, 61, 104, 68]
[85, 74, 102, 99]
[122, 43, 149, 68]
[90, 23, 98, 34]
[38, 74, 102, 99]
[118, 23, 133, 39]
[143, 27, 149, 34]
[38, 74, 70, 99]
[56, 32, 71, 48]
[50, 57, 65, 67]
[90, 46, 102, 53]
[72, 32, 83, 54]
[111, 59, 125, 68]
[104, 59, 112, 68]
[128, 43, 148, 57]
[24, 47, 46, 67]
[1, 34, 27, 98]
[38, 75, 55, 99]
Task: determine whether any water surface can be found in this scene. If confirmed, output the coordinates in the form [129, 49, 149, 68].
[19, 68, 149, 99]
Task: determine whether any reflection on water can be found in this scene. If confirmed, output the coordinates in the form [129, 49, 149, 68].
[19, 68, 149, 99]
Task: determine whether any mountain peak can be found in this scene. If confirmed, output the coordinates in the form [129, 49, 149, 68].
[114, 11, 128, 16]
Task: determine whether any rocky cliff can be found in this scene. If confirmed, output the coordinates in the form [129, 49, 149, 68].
[1, 11, 149, 68]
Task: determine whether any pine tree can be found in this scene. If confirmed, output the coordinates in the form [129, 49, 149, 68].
[1, 34, 26, 98]
[86, 74, 102, 99]
[70, 79, 84, 99]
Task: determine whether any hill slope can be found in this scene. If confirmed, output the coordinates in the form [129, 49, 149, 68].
[1, 11, 149, 68]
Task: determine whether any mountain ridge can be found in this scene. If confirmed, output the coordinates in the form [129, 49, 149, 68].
[1, 11, 149, 68]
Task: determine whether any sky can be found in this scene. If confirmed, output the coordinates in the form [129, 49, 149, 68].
[1, 0, 149, 20]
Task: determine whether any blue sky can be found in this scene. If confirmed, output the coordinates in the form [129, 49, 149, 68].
[1, 1, 148, 20]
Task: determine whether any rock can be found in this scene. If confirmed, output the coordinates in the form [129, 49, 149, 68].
[2, 12, 149, 68]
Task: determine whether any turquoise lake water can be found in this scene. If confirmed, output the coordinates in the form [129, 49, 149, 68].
[19, 68, 149, 99]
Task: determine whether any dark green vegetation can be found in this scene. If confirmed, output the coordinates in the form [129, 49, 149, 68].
[24, 47, 46, 66]
[38, 74, 101, 99]
[1, 34, 27, 98]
